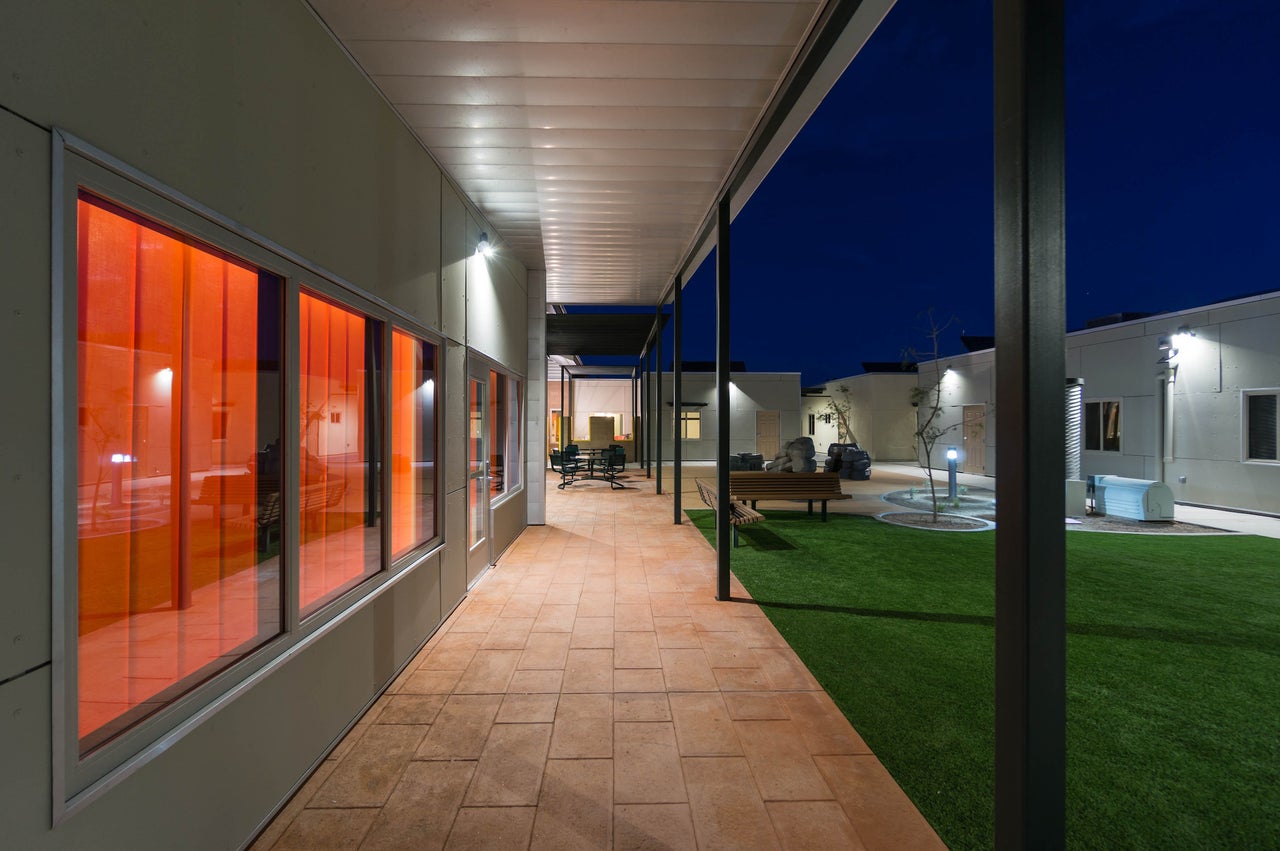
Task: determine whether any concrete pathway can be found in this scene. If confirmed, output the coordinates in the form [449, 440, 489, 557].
[252, 469, 944, 850]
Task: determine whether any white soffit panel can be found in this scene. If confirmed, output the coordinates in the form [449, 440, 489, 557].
[305, 0, 885, 307]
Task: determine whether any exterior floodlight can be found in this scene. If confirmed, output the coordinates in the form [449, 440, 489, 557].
[475, 232, 494, 258]
[1172, 325, 1194, 348]
[1156, 335, 1172, 352]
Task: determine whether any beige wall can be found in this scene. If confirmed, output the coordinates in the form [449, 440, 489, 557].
[817, 373, 920, 461]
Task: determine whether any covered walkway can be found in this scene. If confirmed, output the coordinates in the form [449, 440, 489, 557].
[253, 471, 943, 849]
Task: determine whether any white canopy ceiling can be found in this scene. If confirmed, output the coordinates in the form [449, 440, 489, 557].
[306, 0, 892, 306]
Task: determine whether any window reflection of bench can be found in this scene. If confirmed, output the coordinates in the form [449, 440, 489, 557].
[194, 474, 347, 549]
[194, 474, 280, 551]
[299, 478, 348, 531]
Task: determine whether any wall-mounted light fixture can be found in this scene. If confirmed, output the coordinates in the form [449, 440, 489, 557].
[475, 232, 495, 258]
[1172, 325, 1195, 348]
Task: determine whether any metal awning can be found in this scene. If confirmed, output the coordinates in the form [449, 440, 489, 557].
[305, 0, 893, 308]
[545, 313, 668, 358]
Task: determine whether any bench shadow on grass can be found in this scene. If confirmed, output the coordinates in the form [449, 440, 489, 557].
[734, 526, 797, 551]
[742, 599, 1276, 654]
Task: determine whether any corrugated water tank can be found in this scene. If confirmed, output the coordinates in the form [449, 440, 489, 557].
[1088, 475, 1175, 521]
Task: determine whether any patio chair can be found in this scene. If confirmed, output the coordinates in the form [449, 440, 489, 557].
[600, 445, 627, 489]
[558, 450, 583, 491]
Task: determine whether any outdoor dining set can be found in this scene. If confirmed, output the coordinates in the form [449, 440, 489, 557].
[550, 444, 627, 490]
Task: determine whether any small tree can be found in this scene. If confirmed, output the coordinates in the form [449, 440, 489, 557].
[821, 384, 856, 444]
[907, 311, 962, 521]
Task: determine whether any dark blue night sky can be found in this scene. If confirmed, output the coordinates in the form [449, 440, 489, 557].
[619, 0, 1280, 386]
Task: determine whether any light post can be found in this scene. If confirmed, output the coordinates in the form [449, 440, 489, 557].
[946, 446, 958, 500]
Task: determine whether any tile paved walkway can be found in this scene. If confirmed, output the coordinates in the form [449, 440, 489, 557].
[253, 470, 944, 850]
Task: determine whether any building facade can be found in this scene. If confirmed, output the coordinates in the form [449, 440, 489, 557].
[1, 4, 536, 847]
[915, 292, 1280, 514]
[649, 371, 803, 462]
[803, 370, 920, 461]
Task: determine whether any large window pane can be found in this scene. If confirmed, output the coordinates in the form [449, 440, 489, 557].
[487, 370, 523, 496]
[76, 193, 282, 754]
[506, 377, 523, 491]
[391, 330, 438, 559]
[298, 291, 381, 615]
[1247, 393, 1278, 461]
[1102, 401, 1121, 452]
[1084, 402, 1101, 451]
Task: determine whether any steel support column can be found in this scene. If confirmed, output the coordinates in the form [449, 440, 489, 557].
[994, 1, 1066, 847]
[642, 351, 650, 476]
[673, 274, 683, 524]
[656, 306, 663, 494]
[640, 348, 650, 478]
[559, 365, 566, 450]
[715, 196, 732, 601]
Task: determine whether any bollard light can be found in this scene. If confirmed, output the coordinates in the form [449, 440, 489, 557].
[946, 446, 958, 501]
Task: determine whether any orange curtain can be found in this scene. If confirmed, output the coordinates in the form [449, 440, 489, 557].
[298, 291, 375, 614]
[76, 194, 274, 751]
[390, 331, 436, 559]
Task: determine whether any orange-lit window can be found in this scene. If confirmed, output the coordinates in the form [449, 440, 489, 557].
[390, 330, 438, 559]
[488, 370, 523, 496]
[76, 192, 282, 754]
[298, 291, 382, 615]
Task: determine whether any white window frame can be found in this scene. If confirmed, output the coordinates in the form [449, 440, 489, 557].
[680, 409, 702, 440]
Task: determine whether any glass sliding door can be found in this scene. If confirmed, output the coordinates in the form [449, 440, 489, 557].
[467, 368, 490, 584]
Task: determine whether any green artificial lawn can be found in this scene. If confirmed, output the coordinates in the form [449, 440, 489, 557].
[687, 510, 1280, 850]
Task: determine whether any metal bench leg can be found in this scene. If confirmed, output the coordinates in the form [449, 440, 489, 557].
[821, 500, 828, 521]
[808, 499, 813, 515]
[733, 525, 739, 548]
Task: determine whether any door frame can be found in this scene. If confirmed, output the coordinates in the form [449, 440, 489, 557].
[756, 409, 781, 460]
[466, 360, 491, 584]
[962, 404, 987, 474]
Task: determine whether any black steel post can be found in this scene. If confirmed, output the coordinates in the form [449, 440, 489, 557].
[716, 196, 731, 601]
[656, 306, 663, 494]
[560, 365, 565, 450]
[994, 0, 1066, 848]
[642, 351, 649, 476]
[673, 274, 683, 524]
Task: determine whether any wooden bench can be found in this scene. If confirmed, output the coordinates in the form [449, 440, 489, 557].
[728, 471, 851, 521]
[696, 478, 764, 547]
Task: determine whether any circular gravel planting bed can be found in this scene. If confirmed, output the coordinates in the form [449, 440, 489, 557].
[877, 511, 995, 531]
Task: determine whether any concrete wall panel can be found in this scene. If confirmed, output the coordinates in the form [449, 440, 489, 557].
[444, 340, 467, 494]
[441, 185, 467, 344]
[442, 489, 468, 612]
[0, 113, 51, 681]
[2, 1, 447, 313]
